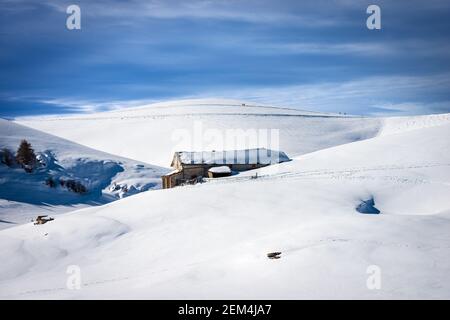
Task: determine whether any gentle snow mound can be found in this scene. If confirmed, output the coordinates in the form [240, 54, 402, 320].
[379, 113, 450, 136]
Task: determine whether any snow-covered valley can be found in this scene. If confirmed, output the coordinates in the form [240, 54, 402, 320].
[1, 99, 449, 299]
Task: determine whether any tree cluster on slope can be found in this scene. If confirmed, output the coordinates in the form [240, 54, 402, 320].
[46, 176, 87, 194]
[1, 139, 38, 172]
[2, 140, 88, 195]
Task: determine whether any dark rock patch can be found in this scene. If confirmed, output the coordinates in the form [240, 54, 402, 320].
[356, 198, 380, 214]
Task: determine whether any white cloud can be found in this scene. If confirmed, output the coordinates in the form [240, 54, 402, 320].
[36, 97, 160, 113]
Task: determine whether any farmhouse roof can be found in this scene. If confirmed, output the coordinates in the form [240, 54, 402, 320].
[173, 148, 289, 166]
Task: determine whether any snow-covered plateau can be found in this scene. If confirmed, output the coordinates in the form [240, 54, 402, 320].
[1, 99, 449, 299]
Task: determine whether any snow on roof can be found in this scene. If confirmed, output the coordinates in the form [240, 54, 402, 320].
[176, 148, 289, 165]
[162, 168, 181, 176]
[208, 166, 231, 173]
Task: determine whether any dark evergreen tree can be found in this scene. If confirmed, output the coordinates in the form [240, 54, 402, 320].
[16, 139, 36, 172]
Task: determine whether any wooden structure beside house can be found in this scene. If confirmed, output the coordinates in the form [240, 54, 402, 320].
[161, 148, 289, 189]
[207, 166, 231, 178]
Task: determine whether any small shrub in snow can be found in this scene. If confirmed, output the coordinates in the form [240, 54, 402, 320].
[76, 182, 87, 194]
[57, 178, 87, 194]
[65, 179, 87, 194]
[16, 139, 37, 172]
[45, 177, 56, 188]
[109, 182, 121, 191]
[65, 179, 74, 189]
[1, 148, 15, 167]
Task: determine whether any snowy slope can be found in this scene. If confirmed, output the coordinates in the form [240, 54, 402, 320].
[1, 113, 449, 299]
[0, 119, 168, 229]
[379, 113, 450, 136]
[17, 99, 382, 167]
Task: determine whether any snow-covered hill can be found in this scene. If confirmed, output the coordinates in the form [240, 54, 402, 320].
[1, 101, 449, 299]
[0, 119, 168, 229]
[17, 99, 382, 167]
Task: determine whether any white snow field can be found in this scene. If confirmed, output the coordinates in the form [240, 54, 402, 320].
[0, 99, 449, 299]
[17, 99, 383, 167]
[0, 119, 168, 229]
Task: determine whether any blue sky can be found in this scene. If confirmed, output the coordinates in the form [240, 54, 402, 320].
[1, 0, 450, 117]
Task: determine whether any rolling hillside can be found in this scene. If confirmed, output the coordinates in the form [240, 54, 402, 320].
[1, 101, 449, 299]
[17, 99, 383, 167]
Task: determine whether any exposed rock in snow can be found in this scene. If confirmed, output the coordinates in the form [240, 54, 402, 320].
[356, 198, 380, 214]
